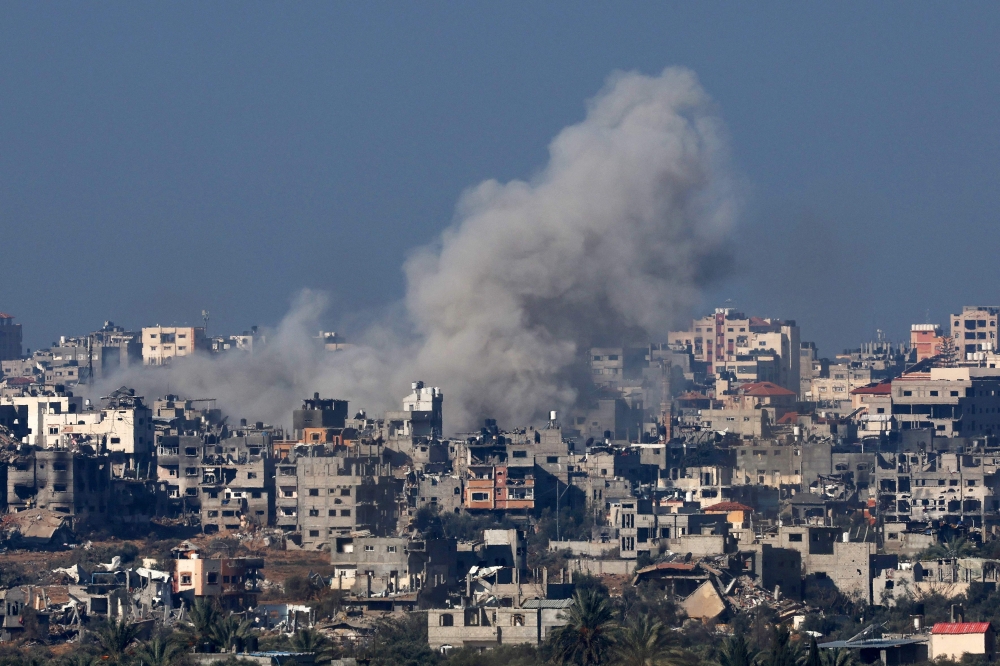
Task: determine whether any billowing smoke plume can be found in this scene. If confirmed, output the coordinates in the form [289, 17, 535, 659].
[97, 67, 736, 433]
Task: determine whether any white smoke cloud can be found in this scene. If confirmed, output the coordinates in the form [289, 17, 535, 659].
[96, 66, 736, 434]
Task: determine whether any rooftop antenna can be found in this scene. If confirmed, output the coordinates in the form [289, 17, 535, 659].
[202, 310, 210, 336]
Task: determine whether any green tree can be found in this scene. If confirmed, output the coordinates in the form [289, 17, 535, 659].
[719, 634, 758, 666]
[289, 629, 336, 664]
[182, 598, 221, 649]
[133, 635, 185, 666]
[209, 615, 255, 652]
[820, 648, 854, 666]
[549, 589, 617, 665]
[799, 638, 820, 666]
[612, 615, 695, 666]
[92, 618, 141, 665]
[920, 537, 975, 560]
[764, 628, 798, 666]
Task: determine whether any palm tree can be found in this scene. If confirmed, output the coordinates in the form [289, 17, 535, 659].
[289, 628, 336, 664]
[820, 648, 854, 666]
[720, 634, 759, 666]
[133, 635, 185, 666]
[181, 598, 221, 649]
[209, 614, 255, 652]
[799, 637, 821, 666]
[549, 588, 618, 665]
[613, 615, 695, 666]
[765, 627, 798, 666]
[92, 617, 141, 665]
[922, 537, 975, 560]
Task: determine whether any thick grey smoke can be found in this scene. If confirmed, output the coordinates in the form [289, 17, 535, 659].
[97, 67, 736, 433]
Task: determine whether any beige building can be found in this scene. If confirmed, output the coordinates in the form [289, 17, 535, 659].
[811, 364, 873, 403]
[951, 306, 1000, 360]
[668, 309, 801, 395]
[427, 599, 573, 650]
[142, 326, 207, 365]
[892, 367, 1000, 436]
[931, 622, 995, 661]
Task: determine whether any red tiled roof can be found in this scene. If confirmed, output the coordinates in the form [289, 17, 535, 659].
[931, 622, 992, 635]
[677, 392, 709, 401]
[777, 412, 799, 424]
[0, 313, 13, 319]
[851, 382, 892, 395]
[4, 376, 35, 386]
[703, 502, 754, 513]
[740, 382, 795, 397]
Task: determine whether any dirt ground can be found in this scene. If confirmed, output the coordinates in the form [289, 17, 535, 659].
[0, 532, 335, 587]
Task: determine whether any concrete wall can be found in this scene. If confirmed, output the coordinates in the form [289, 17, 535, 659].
[567, 558, 634, 576]
[662, 534, 726, 557]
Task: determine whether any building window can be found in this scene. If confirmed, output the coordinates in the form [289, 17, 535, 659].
[471, 492, 489, 501]
[309, 530, 320, 537]
[387, 546, 397, 553]
[309, 509, 319, 517]
[440, 614, 454, 626]
[341, 509, 351, 516]
[788, 534, 803, 542]
[365, 545, 375, 552]
[207, 573, 218, 584]
[181, 574, 191, 585]
[341, 488, 351, 496]
[309, 488, 319, 496]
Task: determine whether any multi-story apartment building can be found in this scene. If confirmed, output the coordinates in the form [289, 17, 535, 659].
[385, 381, 443, 439]
[465, 465, 535, 512]
[875, 444, 1000, 539]
[892, 368, 1000, 436]
[590, 347, 648, 391]
[951, 306, 1000, 360]
[142, 326, 207, 365]
[699, 381, 797, 438]
[47, 322, 143, 383]
[2, 391, 84, 447]
[0, 314, 22, 361]
[292, 394, 348, 441]
[156, 429, 273, 531]
[912, 324, 944, 363]
[6, 450, 111, 527]
[811, 363, 873, 404]
[46, 388, 154, 474]
[668, 309, 801, 395]
[734, 443, 803, 489]
[296, 451, 401, 549]
[173, 542, 263, 611]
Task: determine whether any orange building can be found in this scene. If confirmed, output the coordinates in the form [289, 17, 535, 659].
[911, 324, 943, 362]
[172, 542, 263, 611]
[464, 466, 534, 512]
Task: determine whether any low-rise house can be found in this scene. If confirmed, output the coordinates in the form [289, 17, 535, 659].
[931, 622, 995, 661]
[426, 598, 573, 650]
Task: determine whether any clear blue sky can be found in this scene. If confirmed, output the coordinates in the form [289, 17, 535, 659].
[3, 3, 999, 357]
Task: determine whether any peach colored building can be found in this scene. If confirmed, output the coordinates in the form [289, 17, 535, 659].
[172, 543, 263, 611]
[931, 622, 995, 660]
[911, 324, 943, 363]
[464, 465, 534, 512]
